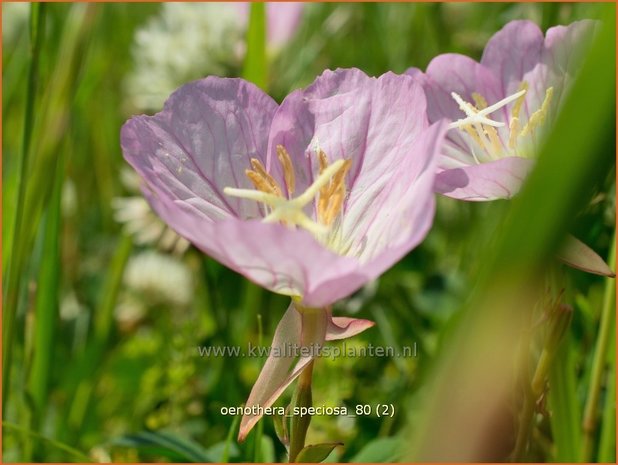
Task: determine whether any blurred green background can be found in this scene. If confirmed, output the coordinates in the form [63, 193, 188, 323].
[2, 2, 615, 462]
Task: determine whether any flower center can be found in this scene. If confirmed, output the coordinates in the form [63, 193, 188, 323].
[223, 145, 352, 239]
[448, 82, 554, 163]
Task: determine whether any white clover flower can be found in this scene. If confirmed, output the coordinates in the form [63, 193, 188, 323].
[122, 250, 193, 309]
[125, 3, 245, 111]
[124, 2, 304, 111]
[113, 168, 190, 255]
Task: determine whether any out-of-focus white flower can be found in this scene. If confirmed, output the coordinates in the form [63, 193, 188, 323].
[2, 2, 30, 45]
[125, 3, 244, 110]
[113, 168, 190, 255]
[124, 2, 304, 111]
[117, 250, 193, 326]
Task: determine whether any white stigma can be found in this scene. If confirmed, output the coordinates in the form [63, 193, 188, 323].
[448, 88, 527, 130]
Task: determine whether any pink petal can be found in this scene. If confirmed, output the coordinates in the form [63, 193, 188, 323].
[238, 303, 328, 442]
[557, 235, 615, 277]
[121, 77, 279, 221]
[434, 157, 534, 201]
[325, 316, 375, 341]
[423, 54, 504, 123]
[539, 20, 599, 110]
[480, 20, 545, 97]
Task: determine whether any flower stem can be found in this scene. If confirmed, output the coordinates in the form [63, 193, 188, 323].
[288, 360, 314, 462]
[581, 231, 616, 461]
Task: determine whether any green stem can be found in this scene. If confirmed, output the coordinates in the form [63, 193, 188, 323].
[597, 326, 616, 462]
[513, 346, 553, 460]
[3, 2, 46, 414]
[581, 231, 616, 461]
[242, 2, 267, 90]
[288, 361, 314, 463]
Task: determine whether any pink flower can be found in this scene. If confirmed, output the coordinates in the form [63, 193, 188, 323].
[407, 20, 596, 201]
[121, 68, 446, 440]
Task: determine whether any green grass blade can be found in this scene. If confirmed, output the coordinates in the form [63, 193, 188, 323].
[2, 421, 93, 462]
[2, 2, 47, 412]
[242, 2, 267, 90]
[222, 412, 241, 463]
[548, 334, 582, 461]
[27, 153, 64, 427]
[581, 231, 616, 461]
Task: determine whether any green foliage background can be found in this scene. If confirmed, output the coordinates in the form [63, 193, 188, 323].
[2, 2, 615, 462]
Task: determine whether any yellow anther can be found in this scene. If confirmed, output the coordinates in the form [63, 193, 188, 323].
[318, 159, 352, 225]
[520, 87, 553, 137]
[511, 81, 528, 119]
[245, 170, 278, 196]
[276, 144, 296, 195]
[225, 145, 351, 245]
[463, 124, 484, 148]
[472, 92, 488, 110]
[317, 148, 329, 174]
[508, 117, 520, 149]
[248, 158, 282, 197]
[484, 125, 502, 155]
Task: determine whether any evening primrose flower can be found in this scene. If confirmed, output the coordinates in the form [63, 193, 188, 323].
[408, 20, 612, 277]
[121, 68, 446, 440]
[407, 20, 596, 201]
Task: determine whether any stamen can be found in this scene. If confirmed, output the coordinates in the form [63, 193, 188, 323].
[511, 82, 528, 119]
[248, 158, 282, 196]
[245, 170, 279, 196]
[276, 145, 296, 195]
[225, 158, 347, 234]
[472, 92, 488, 110]
[317, 149, 329, 174]
[520, 87, 554, 137]
[508, 117, 520, 149]
[294, 159, 346, 207]
[319, 159, 352, 225]
[484, 124, 502, 155]
[225, 146, 351, 243]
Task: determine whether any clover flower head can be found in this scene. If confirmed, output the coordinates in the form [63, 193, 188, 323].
[125, 2, 304, 111]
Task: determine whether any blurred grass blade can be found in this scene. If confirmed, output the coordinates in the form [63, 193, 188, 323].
[2, 2, 46, 412]
[27, 152, 64, 428]
[222, 410, 241, 463]
[93, 234, 133, 344]
[242, 2, 267, 90]
[2, 421, 93, 462]
[581, 231, 616, 461]
[548, 334, 582, 461]
[407, 5, 615, 460]
[112, 430, 217, 462]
